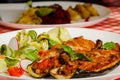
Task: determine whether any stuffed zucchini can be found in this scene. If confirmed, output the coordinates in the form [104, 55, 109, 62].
[27, 36, 120, 79]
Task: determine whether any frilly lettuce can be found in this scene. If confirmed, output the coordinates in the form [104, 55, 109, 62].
[15, 27, 71, 51]
[20, 48, 38, 61]
[0, 44, 20, 67]
[16, 30, 32, 48]
[0, 44, 19, 58]
[5, 57, 19, 67]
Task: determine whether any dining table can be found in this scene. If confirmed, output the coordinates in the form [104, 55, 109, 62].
[0, 5, 120, 80]
[0, 7, 120, 34]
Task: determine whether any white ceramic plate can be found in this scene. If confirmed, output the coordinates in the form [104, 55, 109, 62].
[0, 1, 111, 29]
[0, 27, 120, 80]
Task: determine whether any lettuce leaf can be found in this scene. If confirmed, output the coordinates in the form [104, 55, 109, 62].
[22, 49, 38, 61]
[5, 57, 19, 67]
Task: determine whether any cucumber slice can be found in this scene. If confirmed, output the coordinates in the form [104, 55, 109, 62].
[47, 27, 61, 44]
[59, 27, 72, 41]
[0, 58, 7, 73]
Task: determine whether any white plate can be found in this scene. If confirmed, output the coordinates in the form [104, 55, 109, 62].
[0, 1, 111, 29]
[0, 27, 120, 80]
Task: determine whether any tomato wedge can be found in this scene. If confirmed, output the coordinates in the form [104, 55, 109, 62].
[7, 66, 24, 77]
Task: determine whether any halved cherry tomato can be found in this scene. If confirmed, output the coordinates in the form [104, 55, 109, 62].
[7, 66, 24, 77]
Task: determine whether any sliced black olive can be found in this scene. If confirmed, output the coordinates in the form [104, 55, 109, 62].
[59, 52, 71, 65]
[59, 55, 66, 65]
[95, 39, 103, 49]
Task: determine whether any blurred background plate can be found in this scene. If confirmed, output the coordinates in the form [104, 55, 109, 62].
[0, 1, 111, 29]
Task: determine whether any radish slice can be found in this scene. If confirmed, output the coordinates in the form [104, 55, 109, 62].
[20, 59, 32, 72]
[8, 37, 19, 50]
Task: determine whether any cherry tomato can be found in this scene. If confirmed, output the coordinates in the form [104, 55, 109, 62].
[7, 66, 24, 77]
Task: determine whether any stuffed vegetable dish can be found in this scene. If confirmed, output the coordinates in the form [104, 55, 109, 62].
[0, 27, 120, 79]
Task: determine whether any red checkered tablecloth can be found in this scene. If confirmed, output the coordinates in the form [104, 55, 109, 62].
[0, 7, 120, 34]
[87, 7, 120, 34]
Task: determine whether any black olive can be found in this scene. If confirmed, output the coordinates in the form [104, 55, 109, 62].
[95, 39, 103, 49]
[59, 55, 66, 65]
[59, 52, 67, 65]
[59, 52, 71, 65]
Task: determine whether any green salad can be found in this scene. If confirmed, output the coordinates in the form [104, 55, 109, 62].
[0, 27, 71, 76]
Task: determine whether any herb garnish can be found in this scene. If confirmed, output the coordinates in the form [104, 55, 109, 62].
[62, 45, 92, 61]
[102, 42, 115, 50]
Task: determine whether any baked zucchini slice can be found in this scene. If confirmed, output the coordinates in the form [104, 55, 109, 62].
[27, 58, 55, 78]
[50, 64, 76, 79]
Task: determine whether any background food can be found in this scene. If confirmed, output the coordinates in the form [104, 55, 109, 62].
[15, 3, 99, 24]
[67, 6, 82, 21]
[83, 3, 99, 16]
[67, 3, 99, 21]
[15, 8, 42, 24]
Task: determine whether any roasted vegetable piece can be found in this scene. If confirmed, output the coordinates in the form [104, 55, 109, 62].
[15, 8, 42, 24]
[50, 52, 77, 79]
[50, 64, 76, 79]
[27, 58, 56, 78]
[67, 6, 81, 21]
[74, 61, 120, 78]
[75, 4, 90, 19]
[83, 3, 99, 16]
[27, 60, 49, 78]
[27, 63, 41, 78]
[73, 47, 120, 78]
